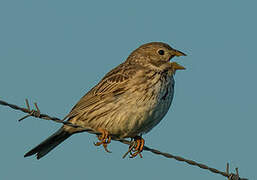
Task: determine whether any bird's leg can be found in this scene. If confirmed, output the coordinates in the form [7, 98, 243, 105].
[129, 136, 145, 158]
[94, 128, 112, 153]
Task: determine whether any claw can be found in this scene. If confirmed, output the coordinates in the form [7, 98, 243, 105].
[94, 128, 112, 153]
[103, 143, 111, 153]
[128, 136, 145, 158]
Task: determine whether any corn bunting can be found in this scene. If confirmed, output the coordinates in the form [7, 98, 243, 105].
[24, 42, 186, 159]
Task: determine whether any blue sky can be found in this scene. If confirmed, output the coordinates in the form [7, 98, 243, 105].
[0, 0, 256, 179]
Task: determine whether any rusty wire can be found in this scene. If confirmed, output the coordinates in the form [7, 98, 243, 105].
[0, 99, 247, 180]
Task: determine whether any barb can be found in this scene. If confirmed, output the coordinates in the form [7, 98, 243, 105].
[0, 99, 247, 180]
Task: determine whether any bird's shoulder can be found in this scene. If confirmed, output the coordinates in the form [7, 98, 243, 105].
[93, 62, 141, 94]
[64, 62, 143, 120]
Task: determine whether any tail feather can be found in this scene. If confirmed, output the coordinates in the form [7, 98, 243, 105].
[24, 128, 71, 159]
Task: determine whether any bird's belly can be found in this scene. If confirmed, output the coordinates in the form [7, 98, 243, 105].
[140, 92, 173, 134]
[110, 81, 174, 138]
[82, 75, 175, 138]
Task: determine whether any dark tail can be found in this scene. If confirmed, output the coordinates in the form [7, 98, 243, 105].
[24, 128, 71, 159]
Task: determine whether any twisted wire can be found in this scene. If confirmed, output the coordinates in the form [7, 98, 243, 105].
[0, 99, 247, 180]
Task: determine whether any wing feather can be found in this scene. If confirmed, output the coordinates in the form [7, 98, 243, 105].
[64, 63, 138, 120]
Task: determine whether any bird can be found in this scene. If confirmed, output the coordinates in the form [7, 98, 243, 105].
[24, 42, 186, 159]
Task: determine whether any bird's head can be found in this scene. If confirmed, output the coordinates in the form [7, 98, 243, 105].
[126, 42, 186, 73]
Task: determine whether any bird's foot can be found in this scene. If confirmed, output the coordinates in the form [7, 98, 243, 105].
[128, 136, 145, 158]
[94, 128, 112, 153]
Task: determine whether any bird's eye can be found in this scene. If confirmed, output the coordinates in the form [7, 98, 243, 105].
[158, 49, 165, 55]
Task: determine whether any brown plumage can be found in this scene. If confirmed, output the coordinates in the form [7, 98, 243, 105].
[24, 42, 186, 159]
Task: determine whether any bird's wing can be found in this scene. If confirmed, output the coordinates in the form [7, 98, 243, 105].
[64, 63, 138, 120]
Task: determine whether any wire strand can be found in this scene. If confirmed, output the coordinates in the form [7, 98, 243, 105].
[0, 99, 247, 180]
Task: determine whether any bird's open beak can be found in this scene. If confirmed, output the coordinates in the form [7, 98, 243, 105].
[169, 49, 186, 71]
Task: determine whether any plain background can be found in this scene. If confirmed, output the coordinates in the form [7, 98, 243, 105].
[0, 0, 256, 179]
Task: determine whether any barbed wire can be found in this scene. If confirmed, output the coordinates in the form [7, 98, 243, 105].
[0, 98, 247, 180]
